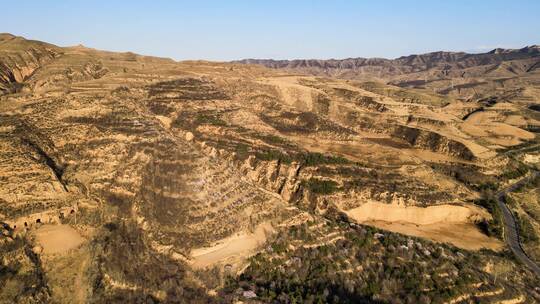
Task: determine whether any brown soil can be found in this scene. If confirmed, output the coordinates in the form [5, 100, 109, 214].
[190, 222, 273, 270]
[346, 202, 502, 250]
[34, 225, 85, 254]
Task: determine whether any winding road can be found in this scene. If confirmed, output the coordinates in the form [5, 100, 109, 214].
[496, 171, 540, 277]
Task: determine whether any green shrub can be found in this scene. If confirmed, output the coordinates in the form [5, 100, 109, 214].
[234, 143, 250, 160]
[500, 162, 528, 180]
[255, 150, 292, 163]
[515, 213, 539, 243]
[257, 134, 290, 145]
[298, 152, 350, 166]
[477, 219, 503, 238]
[477, 182, 498, 191]
[475, 198, 503, 239]
[194, 113, 227, 126]
[302, 178, 339, 194]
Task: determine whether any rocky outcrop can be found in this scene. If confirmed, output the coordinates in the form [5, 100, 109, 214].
[393, 125, 475, 160]
[0, 34, 60, 94]
[241, 156, 302, 203]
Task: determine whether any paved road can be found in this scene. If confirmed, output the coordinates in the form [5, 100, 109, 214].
[496, 171, 540, 277]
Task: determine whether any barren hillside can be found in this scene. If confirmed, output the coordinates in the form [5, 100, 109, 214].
[1, 34, 540, 303]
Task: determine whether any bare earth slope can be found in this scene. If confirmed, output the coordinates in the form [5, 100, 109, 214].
[1, 34, 540, 303]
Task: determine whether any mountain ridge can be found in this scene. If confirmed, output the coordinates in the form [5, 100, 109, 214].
[235, 45, 540, 66]
[233, 45, 540, 96]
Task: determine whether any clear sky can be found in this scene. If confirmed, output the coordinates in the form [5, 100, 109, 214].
[2, 0, 539, 61]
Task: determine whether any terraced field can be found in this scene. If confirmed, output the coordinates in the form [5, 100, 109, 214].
[1, 33, 540, 303]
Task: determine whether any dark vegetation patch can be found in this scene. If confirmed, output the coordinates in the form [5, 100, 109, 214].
[344, 111, 385, 131]
[0, 199, 61, 220]
[353, 95, 388, 112]
[0, 81, 24, 95]
[477, 95, 499, 107]
[514, 213, 539, 243]
[222, 219, 525, 304]
[393, 125, 475, 160]
[254, 150, 352, 167]
[246, 93, 284, 111]
[525, 125, 540, 133]
[430, 163, 498, 191]
[499, 140, 539, 155]
[21, 139, 66, 188]
[205, 137, 254, 161]
[253, 133, 292, 147]
[233, 142, 250, 160]
[439, 81, 488, 95]
[148, 102, 174, 115]
[0, 236, 50, 302]
[366, 137, 410, 149]
[332, 88, 388, 112]
[514, 174, 540, 194]
[172, 110, 228, 129]
[260, 111, 355, 135]
[314, 94, 331, 115]
[89, 221, 212, 303]
[316, 166, 377, 178]
[63, 113, 153, 135]
[462, 107, 484, 120]
[332, 88, 360, 99]
[394, 79, 430, 88]
[475, 196, 503, 239]
[528, 104, 540, 112]
[302, 178, 339, 195]
[111, 85, 130, 95]
[299, 152, 350, 166]
[406, 115, 447, 126]
[250, 148, 448, 203]
[193, 113, 227, 126]
[499, 160, 529, 180]
[255, 149, 293, 163]
[147, 78, 229, 101]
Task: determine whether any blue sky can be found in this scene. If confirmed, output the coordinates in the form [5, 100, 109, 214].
[2, 0, 539, 61]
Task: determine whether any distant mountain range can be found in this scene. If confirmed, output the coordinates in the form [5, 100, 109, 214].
[235, 45, 539, 72]
[233, 46, 540, 90]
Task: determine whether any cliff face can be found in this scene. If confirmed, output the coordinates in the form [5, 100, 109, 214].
[393, 125, 475, 160]
[241, 156, 302, 202]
